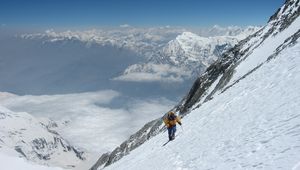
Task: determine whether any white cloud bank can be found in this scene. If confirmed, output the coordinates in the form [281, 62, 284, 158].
[0, 91, 176, 155]
[113, 63, 191, 83]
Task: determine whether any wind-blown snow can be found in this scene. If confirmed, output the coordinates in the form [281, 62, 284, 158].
[104, 40, 300, 169]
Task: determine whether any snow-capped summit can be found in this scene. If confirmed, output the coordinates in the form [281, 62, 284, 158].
[0, 106, 85, 169]
[162, 31, 238, 66]
[114, 28, 259, 83]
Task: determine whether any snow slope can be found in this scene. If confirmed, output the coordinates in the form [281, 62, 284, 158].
[104, 28, 300, 170]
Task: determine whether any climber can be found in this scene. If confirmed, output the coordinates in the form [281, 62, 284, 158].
[163, 111, 182, 141]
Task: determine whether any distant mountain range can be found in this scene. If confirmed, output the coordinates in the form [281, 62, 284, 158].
[22, 26, 259, 85]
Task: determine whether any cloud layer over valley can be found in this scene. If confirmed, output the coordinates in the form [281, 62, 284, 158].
[0, 91, 175, 155]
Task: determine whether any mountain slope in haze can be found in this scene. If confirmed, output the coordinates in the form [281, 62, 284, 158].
[0, 106, 85, 169]
[90, 0, 300, 169]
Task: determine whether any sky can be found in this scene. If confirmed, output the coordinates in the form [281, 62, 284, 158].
[0, 0, 284, 28]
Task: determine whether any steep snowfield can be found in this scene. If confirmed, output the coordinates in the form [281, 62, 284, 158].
[228, 17, 300, 86]
[104, 38, 300, 170]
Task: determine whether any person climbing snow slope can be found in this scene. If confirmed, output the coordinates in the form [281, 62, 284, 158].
[163, 111, 182, 141]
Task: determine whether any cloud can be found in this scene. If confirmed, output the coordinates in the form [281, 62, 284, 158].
[0, 91, 176, 155]
[113, 72, 184, 83]
[0, 90, 120, 120]
[113, 63, 191, 83]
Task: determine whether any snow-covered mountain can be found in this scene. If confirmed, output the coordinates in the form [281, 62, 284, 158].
[19, 26, 258, 85]
[113, 28, 259, 83]
[21, 27, 186, 60]
[0, 25, 256, 98]
[22, 26, 257, 60]
[91, 0, 300, 169]
[0, 105, 85, 169]
[162, 32, 236, 66]
[196, 25, 260, 37]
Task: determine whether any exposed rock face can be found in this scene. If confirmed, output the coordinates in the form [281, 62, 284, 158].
[90, 119, 163, 170]
[90, 0, 300, 169]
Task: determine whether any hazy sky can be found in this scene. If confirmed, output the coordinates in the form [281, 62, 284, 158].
[0, 0, 284, 28]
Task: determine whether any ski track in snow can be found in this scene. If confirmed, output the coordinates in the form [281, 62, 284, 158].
[104, 41, 300, 170]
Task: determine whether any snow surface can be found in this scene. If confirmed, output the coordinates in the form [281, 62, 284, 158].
[104, 41, 300, 169]
[228, 6, 300, 87]
[0, 152, 64, 170]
